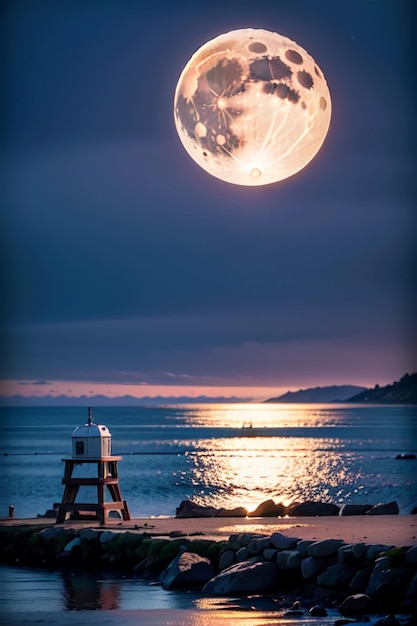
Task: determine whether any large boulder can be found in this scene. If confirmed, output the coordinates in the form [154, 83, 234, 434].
[161, 551, 215, 590]
[236, 547, 250, 562]
[366, 545, 393, 561]
[176, 500, 218, 518]
[218, 550, 235, 571]
[307, 539, 345, 557]
[63, 537, 81, 552]
[286, 501, 340, 516]
[339, 593, 373, 615]
[253, 536, 273, 552]
[248, 499, 286, 517]
[203, 560, 279, 595]
[340, 504, 373, 516]
[270, 532, 300, 550]
[276, 550, 302, 570]
[301, 556, 327, 579]
[317, 563, 355, 588]
[215, 507, 247, 517]
[367, 502, 399, 516]
[349, 567, 373, 592]
[296, 540, 315, 557]
[366, 557, 408, 597]
[406, 571, 417, 599]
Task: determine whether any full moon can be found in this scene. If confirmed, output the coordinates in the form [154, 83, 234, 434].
[174, 28, 331, 186]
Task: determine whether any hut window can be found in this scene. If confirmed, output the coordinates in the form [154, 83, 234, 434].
[76, 441, 85, 455]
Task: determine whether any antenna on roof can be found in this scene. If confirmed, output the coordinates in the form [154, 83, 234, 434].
[88, 407, 92, 425]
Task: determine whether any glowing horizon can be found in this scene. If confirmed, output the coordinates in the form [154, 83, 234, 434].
[0, 379, 288, 402]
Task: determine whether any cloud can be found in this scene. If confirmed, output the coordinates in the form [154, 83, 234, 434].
[17, 380, 51, 386]
[4, 308, 413, 388]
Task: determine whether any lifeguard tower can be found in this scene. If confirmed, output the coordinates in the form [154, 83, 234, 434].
[56, 408, 130, 524]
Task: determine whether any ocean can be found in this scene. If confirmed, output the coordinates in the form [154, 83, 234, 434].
[1, 403, 417, 519]
[0, 402, 416, 619]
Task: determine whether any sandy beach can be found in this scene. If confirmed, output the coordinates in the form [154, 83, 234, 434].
[1, 513, 416, 545]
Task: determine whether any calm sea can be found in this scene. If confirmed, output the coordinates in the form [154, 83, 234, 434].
[1, 403, 416, 518]
[0, 403, 416, 619]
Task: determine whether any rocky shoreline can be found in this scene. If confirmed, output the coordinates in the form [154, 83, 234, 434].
[175, 498, 404, 518]
[1, 521, 416, 624]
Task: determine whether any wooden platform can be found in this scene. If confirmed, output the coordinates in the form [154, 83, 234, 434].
[56, 457, 130, 525]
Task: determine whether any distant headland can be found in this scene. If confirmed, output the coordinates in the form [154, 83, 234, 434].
[265, 373, 417, 404]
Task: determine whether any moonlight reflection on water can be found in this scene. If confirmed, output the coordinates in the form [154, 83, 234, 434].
[186, 435, 361, 512]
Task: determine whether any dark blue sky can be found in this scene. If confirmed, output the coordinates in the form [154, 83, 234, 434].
[2, 0, 416, 399]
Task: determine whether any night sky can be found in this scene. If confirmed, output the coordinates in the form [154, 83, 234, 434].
[2, 0, 416, 401]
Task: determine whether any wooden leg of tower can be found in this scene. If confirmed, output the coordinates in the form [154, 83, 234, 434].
[97, 483, 105, 504]
[122, 500, 131, 521]
[56, 484, 80, 523]
[106, 482, 130, 521]
[56, 506, 66, 523]
[107, 483, 123, 502]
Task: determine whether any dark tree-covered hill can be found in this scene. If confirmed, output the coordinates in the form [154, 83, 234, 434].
[346, 373, 417, 404]
[264, 385, 366, 403]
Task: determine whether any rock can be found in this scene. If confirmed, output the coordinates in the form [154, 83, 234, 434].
[78, 528, 101, 541]
[286, 501, 340, 516]
[349, 567, 373, 592]
[317, 563, 355, 588]
[229, 533, 266, 549]
[340, 504, 373, 516]
[38, 527, 67, 545]
[309, 604, 328, 616]
[248, 499, 285, 517]
[406, 572, 417, 599]
[395, 453, 416, 460]
[284, 600, 304, 616]
[296, 539, 315, 557]
[338, 545, 355, 564]
[352, 543, 368, 559]
[367, 501, 399, 516]
[63, 537, 81, 552]
[301, 556, 327, 579]
[236, 547, 249, 562]
[405, 545, 417, 564]
[374, 616, 401, 625]
[307, 539, 345, 557]
[270, 532, 299, 550]
[203, 560, 279, 595]
[253, 536, 272, 552]
[338, 593, 372, 615]
[365, 544, 393, 561]
[99, 531, 117, 544]
[276, 549, 301, 570]
[262, 548, 278, 561]
[161, 551, 215, 590]
[366, 557, 408, 597]
[218, 550, 235, 571]
[366, 557, 390, 595]
[215, 507, 247, 517]
[247, 538, 262, 555]
[176, 500, 218, 518]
